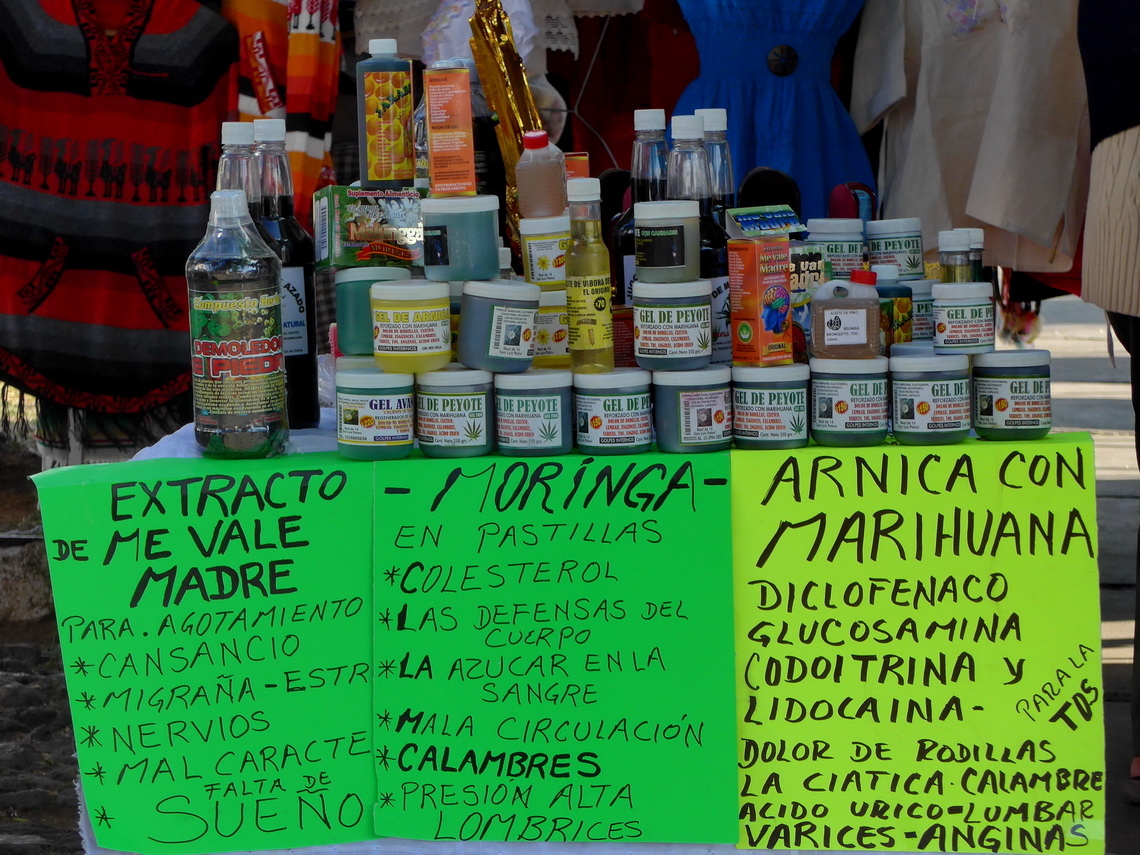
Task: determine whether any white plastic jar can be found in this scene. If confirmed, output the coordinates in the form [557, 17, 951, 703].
[866, 218, 923, 279]
[932, 282, 995, 354]
[804, 218, 865, 279]
[519, 214, 571, 289]
[634, 200, 700, 282]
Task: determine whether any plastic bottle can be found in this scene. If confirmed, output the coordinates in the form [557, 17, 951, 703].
[667, 114, 731, 364]
[694, 108, 734, 229]
[609, 109, 669, 305]
[186, 190, 287, 458]
[216, 122, 279, 254]
[565, 177, 615, 372]
[938, 230, 972, 283]
[357, 39, 415, 188]
[809, 270, 881, 358]
[516, 129, 568, 218]
[253, 119, 320, 430]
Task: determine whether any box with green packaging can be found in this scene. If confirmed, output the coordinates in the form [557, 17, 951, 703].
[313, 185, 423, 270]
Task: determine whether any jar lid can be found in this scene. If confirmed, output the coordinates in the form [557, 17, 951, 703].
[519, 213, 570, 234]
[463, 279, 541, 301]
[634, 200, 700, 221]
[573, 367, 650, 391]
[653, 365, 731, 386]
[567, 177, 600, 202]
[419, 194, 499, 214]
[810, 356, 889, 375]
[870, 264, 899, 281]
[889, 354, 969, 373]
[539, 289, 566, 307]
[889, 341, 936, 357]
[907, 278, 937, 298]
[368, 38, 397, 55]
[805, 218, 864, 236]
[372, 281, 448, 301]
[972, 349, 1051, 368]
[732, 363, 810, 383]
[417, 367, 493, 386]
[336, 358, 413, 389]
[632, 279, 712, 299]
[931, 282, 992, 300]
[335, 266, 412, 284]
[633, 108, 666, 132]
[875, 282, 912, 297]
[494, 368, 573, 390]
[866, 218, 921, 235]
[968, 227, 985, 250]
[938, 229, 970, 251]
[694, 107, 727, 133]
[449, 280, 464, 299]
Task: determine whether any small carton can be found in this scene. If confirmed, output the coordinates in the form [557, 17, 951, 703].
[424, 66, 476, 196]
[312, 185, 423, 271]
[564, 152, 590, 179]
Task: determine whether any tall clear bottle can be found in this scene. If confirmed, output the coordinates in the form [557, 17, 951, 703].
[186, 189, 287, 458]
[566, 177, 615, 372]
[609, 109, 668, 306]
[694, 108, 735, 229]
[253, 119, 320, 429]
[216, 122, 280, 254]
[667, 114, 731, 364]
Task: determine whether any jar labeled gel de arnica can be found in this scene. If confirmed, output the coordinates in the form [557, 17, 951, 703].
[972, 350, 1052, 440]
[909, 279, 936, 341]
[732, 363, 809, 450]
[889, 355, 971, 445]
[457, 280, 541, 373]
[371, 282, 452, 374]
[810, 356, 889, 446]
[634, 200, 700, 282]
[494, 369, 573, 456]
[519, 214, 571, 289]
[335, 357, 414, 460]
[420, 195, 500, 281]
[573, 368, 652, 454]
[534, 290, 569, 368]
[632, 279, 712, 371]
[416, 368, 494, 457]
[866, 218, 923, 279]
[804, 218, 864, 278]
[653, 366, 733, 453]
[336, 267, 411, 356]
[932, 282, 995, 354]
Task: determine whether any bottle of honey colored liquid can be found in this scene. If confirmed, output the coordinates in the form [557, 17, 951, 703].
[566, 178, 615, 372]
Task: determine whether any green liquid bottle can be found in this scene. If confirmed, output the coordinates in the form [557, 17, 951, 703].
[566, 177, 615, 373]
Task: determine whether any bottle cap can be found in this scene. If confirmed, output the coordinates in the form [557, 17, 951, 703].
[566, 177, 600, 201]
[694, 108, 727, 133]
[633, 109, 667, 132]
[221, 122, 253, 146]
[968, 227, 985, 250]
[849, 269, 877, 286]
[938, 229, 970, 251]
[368, 38, 398, 55]
[253, 119, 286, 142]
[671, 114, 704, 140]
[209, 189, 252, 224]
[870, 264, 899, 281]
[523, 130, 549, 150]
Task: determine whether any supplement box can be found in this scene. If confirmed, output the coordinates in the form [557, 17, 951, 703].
[788, 241, 828, 363]
[313, 185, 423, 271]
[424, 66, 476, 196]
[727, 235, 794, 366]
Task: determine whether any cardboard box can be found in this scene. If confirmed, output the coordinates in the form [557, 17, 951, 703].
[313, 185, 423, 271]
[424, 67, 476, 196]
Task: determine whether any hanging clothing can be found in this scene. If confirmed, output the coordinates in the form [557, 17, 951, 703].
[851, 0, 1089, 272]
[671, 0, 875, 221]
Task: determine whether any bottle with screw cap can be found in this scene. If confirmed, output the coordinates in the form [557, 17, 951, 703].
[610, 108, 669, 306]
[694, 108, 734, 229]
[566, 177, 615, 372]
[217, 122, 279, 254]
[938, 229, 972, 283]
[516, 129, 568, 218]
[357, 38, 414, 188]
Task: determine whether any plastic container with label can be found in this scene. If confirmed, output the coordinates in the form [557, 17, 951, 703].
[534, 289, 570, 368]
[972, 350, 1051, 440]
[416, 367, 494, 456]
[866, 217, 923, 279]
[804, 218, 864, 278]
[573, 368, 652, 454]
[889, 355, 971, 445]
[420, 195, 500, 281]
[632, 279, 712, 370]
[732, 363, 809, 450]
[371, 281, 452, 373]
[457, 280, 540, 372]
[335, 267, 412, 355]
[870, 264, 913, 356]
[932, 282, 995, 354]
[909, 278, 937, 340]
[494, 369, 574, 456]
[810, 356, 889, 446]
[938, 230, 973, 283]
[520, 214, 571, 289]
[335, 357, 414, 459]
[653, 366, 733, 453]
[808, 271, 881, 358]
[633, 200, 700, 282]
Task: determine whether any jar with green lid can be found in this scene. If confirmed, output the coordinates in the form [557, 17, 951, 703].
[336, 267, 411, 355]
[416, 367, 494, 457]
[932, 282, 995, 354]
[732, 364, 809, 450]
[972, 350, 1051, 441]
[889, 355, 971, 445]
[632, 279, 712, 370]
[495, 369, 573, 456]
[372, 281, 452, 373]
[335, 357, 414, 460]
[634, 200, 700, 282]
[810, 356, 889, 446]
[652, 366, 733, 453]
[573, 368, 652, 454]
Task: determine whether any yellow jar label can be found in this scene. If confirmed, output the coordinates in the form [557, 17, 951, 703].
[373, 304, 450, 355]
[566, 274, 613, 350]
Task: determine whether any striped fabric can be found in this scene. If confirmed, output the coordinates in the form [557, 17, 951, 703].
[1083, 127, 1140, 319]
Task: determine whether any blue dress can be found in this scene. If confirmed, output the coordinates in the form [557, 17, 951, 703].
[673, 0, 875, 220]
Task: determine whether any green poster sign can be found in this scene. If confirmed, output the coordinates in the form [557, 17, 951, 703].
[371, 453, 739, 843]
[732, 435, 1105, 853]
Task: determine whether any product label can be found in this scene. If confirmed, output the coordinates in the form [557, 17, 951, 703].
[868, 233, 923, 279]
[362, 69, 414, 182]
[522, 232, 570, 284]
[821, 307, 869, 345]
[189, 286, 285, 422]
[280, 266, 309, 356]
[535, 306, 569, 360]
[933, 300, 995, 348]
[891, 378, 970, 433]
[424, 67, 476, 196]
[633, 300, 711, 358]
[813, 240, 863, 278]
[496, 393, 564, 449]
[314, 196, 330, 262]
[635, 225, 685, 269]
[422, 225, 450, 267]
[790, 247, 825, 362]
[416, 391, 489, 447]
[574, 392, 651, 448]
[487, 305, 537, 359]
[974, 375, 1052, 430]
[566, 274, 614, 350]
[727, 238, 794, 365]
[337, 390, 414, 445]
[373, 302, 450, 354]
[618, 254, 636, 306]
[733, 387, 808, 442]
[676, 387, 732, 444]
[879, 295, 913, 351]
[812, 377, 888, 434]
[709, 275, 732, 364]
[912, 297, 934, 339]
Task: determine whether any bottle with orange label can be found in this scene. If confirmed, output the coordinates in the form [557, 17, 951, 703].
[357, 39, 414, 188]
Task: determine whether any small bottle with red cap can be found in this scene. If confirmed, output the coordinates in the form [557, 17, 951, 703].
[516, 129, 567, 218]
